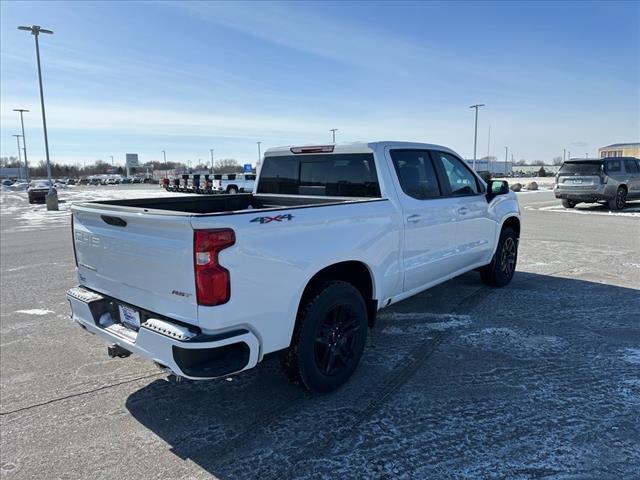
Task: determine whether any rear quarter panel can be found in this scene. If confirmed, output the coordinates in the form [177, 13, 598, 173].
[191, 199, 403, 356]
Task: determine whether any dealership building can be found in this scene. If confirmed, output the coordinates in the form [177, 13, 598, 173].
[598, 142, 640, 158]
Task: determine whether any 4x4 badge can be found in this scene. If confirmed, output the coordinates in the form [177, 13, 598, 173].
[250, 214, 294, 224]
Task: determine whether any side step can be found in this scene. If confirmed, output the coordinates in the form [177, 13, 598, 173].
[107, 344, 131, 358]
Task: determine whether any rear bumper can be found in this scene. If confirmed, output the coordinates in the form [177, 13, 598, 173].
[66, 286, 260, 380]
[554, 184, 610, 201]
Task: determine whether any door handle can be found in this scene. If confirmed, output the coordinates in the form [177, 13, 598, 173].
[407, 214, 422, 223]
[457, 207, 469, 215]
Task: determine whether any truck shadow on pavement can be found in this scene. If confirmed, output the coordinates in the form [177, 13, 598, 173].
[125, 271, 640, 479]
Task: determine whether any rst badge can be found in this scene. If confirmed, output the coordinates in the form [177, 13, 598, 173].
[250, 214, 294, 224]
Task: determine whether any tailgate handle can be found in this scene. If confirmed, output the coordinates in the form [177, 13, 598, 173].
[101, 215, 127, 227]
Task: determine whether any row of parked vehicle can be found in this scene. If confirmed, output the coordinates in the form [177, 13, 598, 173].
[161, 173, 256, 194]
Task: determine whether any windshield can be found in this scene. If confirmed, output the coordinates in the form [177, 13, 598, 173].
[30, 181, 52, 187]
[559, 162, 602, 175]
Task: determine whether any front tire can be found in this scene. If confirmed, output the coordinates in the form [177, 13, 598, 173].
[562, 199, 577, 208]
[479, 227, 518, 287]
[608, 187, 626, 211]
[283, 281, 368, 393]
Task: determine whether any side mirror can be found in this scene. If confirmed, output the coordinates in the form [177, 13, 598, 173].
[486, 180, 509, 201]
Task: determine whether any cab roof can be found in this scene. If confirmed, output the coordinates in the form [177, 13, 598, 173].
[264, 141, 458, 157]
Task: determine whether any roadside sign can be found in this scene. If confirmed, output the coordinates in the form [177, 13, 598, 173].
[125, 153, 139, 167]
[244, 164, 252, 173]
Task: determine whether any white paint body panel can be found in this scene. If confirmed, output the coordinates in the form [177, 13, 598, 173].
[69, 141, 520, 372]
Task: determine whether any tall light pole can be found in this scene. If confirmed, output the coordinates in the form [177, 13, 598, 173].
[563, 148, 566, 162]
[257, 141, 262, 165]
[18, 25, 56, 208]
[162, 150, 167, 163]
[469, 104, 485, 170]
[12, 135, 23, 180]
[210, 149, 214, 172]
[330, 128, 338, 143]
[13, 109, 30, 182]
[504, 146, 508, 175]
[110, 155, 114, 166]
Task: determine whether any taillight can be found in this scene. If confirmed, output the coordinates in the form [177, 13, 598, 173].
[71, 213, 78, 267]
[194, 229, 235, 306]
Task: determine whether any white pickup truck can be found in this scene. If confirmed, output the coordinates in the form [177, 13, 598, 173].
[67, 141, 521, 392]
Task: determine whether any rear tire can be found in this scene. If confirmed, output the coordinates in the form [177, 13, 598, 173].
[561, 199, 577, 208]
[227, 187, 238, 194]
[479, 227, 518, 287]
[608, 187, 626, 211]
[283, 281, 368, 393]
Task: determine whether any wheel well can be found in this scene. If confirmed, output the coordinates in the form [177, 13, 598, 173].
[502, 216, 520, 237]
[619, 184, 628, 192]
[298, 261, 377, 328]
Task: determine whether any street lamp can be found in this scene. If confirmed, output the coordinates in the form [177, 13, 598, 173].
[210, 149, 214, 172]
[162, 150, 167, 163]
[12, 134, 23, 180]
[504, 146, 508, 176]
[330, 128, 338, 143]
[469, 104, 485, 171]
[18, 24, 56, 209]
[13, 109, 30, 182]
[257, 141, 262, 164]
[110, 155, 114, 166]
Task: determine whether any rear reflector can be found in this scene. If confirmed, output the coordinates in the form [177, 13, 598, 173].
[194, 229, 235, 306]
[290, 145, 335, 154]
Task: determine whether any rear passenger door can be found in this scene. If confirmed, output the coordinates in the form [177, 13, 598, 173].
[430, 151, 496, 268]
[623, 159, 640, 198]
[389, 149, 460, 292]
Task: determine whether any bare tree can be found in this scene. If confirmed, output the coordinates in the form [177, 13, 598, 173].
[214, 158, 243, 174]
[553, 156, 563, 165]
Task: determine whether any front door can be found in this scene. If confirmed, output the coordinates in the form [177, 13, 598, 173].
[430, 150, 496, 267]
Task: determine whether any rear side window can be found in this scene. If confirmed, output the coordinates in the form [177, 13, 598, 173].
[624, 159, 639, 173]
[390, 150, 441, 199]
[605, 160, 621, 173]
[431, 151, 481, 195]
[560, 162, 603, 175]
[257, 153, 381, 197]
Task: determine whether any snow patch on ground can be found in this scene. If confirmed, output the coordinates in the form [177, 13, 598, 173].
[622, 263, 640, 269]
[14, 309, 54, 316]
[530, 204, 640, 217]
[621, 348, 640, 364]
[379, 312, 471, 335]
[458, 327, 566, 357]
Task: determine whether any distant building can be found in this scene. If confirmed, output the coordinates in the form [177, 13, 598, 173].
[598, 142, 640, 158]
[466, 159, 513, 175]
[0, 167, 28, 180]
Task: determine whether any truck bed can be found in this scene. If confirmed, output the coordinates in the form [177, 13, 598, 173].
[87, 193, 373, 215]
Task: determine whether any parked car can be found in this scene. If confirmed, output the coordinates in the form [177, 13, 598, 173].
[1, 179, 14, 187]
[28, 180, 56, 204]
[554, 157, 640, 210]
[67, 141, 520, 393]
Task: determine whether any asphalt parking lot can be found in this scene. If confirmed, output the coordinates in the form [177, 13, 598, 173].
[1, 187, 639, 479]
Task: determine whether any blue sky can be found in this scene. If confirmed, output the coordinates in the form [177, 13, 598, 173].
[1, 0, 638, 166]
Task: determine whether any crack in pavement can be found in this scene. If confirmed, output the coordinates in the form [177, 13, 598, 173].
[0, 372, 162, 417]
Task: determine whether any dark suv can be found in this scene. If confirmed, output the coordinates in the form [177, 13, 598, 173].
[554, 157, 640, 210]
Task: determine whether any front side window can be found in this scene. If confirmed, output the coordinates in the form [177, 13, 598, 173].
[390, 150, 440, 200]
[432, 151, 480, 195]
[605, 160, 621, 173]
[624, 159, 639, 173]
[257, 153, 380, 197]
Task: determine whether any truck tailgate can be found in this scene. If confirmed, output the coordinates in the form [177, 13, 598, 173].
[72, 205, 198, 325]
